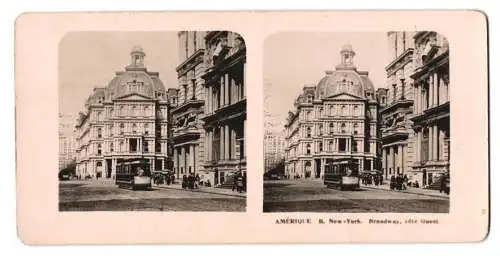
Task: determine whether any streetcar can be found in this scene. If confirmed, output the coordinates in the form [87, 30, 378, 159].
[324, 158, 360, 190]
[115, 158, 152, 190]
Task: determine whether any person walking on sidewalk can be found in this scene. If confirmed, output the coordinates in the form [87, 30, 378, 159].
[182, 175, 187, 189]
[390, 175, 396, 190]
[236, 172, 244, 193]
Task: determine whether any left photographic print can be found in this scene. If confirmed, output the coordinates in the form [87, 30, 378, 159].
[59, 31, 247, 212]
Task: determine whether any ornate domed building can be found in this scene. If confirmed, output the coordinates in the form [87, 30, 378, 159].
[75, 46, 173, 179]
[284, 44, 381, 179]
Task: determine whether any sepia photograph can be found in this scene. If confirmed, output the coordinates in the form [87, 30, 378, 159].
[58, 31, 247, 211]
[263, 31, 450, 213]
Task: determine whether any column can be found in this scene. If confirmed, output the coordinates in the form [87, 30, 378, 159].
[111, 158, 117, 179]
[231, 128, 237, 160]
[428, 126, 433, 161]
[161, 159, 164, 170]
[389, 147, 395, 175]
[321, 158, 326, 178]
[434, 72, 439, 106]
[429, 74, 434, 107]
[399, 144, 404, 174]
[220, 126, 225, 160]
[224, 125, 230, 160]
[181, 146, 186, 174]
[433, 125, 439, 161]
[220, 76, 225, 106]
[204, 87, 209, 113]
[225, 73, 230, 105]
[415, 131, 421, 163]
[414, 84, 420, 113]
[151, 158, 155, 172]
[189, 144, 194, 172]
[382, 147, 387, 173]
[209, 129, 213, 161]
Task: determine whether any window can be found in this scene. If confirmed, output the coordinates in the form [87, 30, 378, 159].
[339, 138, 347, 152]
[130, 139, 138, 152]
[353, 140, 358, 152]
[144, 141, 149, 152]
[120, 106, 124, 116]
[193, 31, 197, 51]
[132, 105, 137, 116]
[144, 106, 149, 116]
[353, 123, 359, 135]
[306, 127, 311, 138]
[319, 124, 323, 136]
[341, 123, 346, 133]
[191, 79, 196, 100]
[144, 123, 149, 135]
[119, 123, 124, 135]
[306, 144, 311, 155]
[392, 84, 397, 101]
[110, 108, 114, 117]
[97, 144, 102, 155]
[119, 141, 124, 152]
[97, 128, 102, 138]
[341, 105, 347, 116]
[97, 112, 102, 121]
[110, 143, 114, 152]
[132, 123, 137, 134]
[156, 141, 162, 152]
[307, 95, 313, 103]
[319, 142, 323, 152]
[329, 123, 334, 134]
[319, 107, 323, 117]
[184, 84, 188, 102]
[354, 106, 359, 116]
[306, 111, 311, 120]
[329, 140, 334, 151]
[110, 125, 114, 136]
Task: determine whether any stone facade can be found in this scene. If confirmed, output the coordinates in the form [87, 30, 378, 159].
[380, 31, 417, 180]
[201, 31, 247, 187]
[171, 31, 207, 179]
[284, 44, 381, 179]
[74, 46, 172, 179]
[409, 31, 450, 187]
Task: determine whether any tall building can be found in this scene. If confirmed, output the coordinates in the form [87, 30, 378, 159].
[171, 31, 207, 179]
[74, 46, 172, 179]
[409, 31, 450, 187]
[201, 31, 247, 186]
[284, 44, 380, 179]
[59, 113, 76, 170]
[380, 31, 417, 180]
[264, 130, 286, 172]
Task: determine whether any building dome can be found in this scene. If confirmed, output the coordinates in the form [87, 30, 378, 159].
[315, 44, 376, 100]
[131, 45, 145, 54]
[341, 43, 354, 52]
[316, 70, 366, 99]
[103, 46, 166, 100]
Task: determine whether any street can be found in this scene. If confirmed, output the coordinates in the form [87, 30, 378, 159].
[59, 180, 246, 211]
[263, 180, 449, 213]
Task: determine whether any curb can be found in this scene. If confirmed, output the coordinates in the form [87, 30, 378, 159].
[361, 185, 450, 199]
[153, 185, 247, 199]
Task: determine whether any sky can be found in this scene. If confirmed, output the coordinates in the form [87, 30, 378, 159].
[263, 32, 388, 133]
[59, 31, 179, 124]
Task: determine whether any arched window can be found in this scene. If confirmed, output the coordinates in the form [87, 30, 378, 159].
[341, 105, 347, 116]
[354, 106, 359, 116]
[306, 144, 311, 155]
[132, 105, 137, 116]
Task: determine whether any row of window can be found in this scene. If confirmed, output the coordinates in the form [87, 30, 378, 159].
[303, 122, 363, 137]
[302, 104, 364, 120]
[94, 123, 166, 138]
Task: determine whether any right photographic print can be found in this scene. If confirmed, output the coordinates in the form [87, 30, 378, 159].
[263, 31, 450, 213]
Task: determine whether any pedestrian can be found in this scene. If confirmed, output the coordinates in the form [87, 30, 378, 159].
[232, 173, 238, 191]
[390, 175, 395, 190]
[403, 174, 408, 190]
[195, 174, 200, 189]
[236, 173, 244, 193]
[439, 173, 446, 193]
[182, 175, 187, 189]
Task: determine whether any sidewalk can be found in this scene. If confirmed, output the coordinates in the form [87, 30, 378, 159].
[361, 183, 450, 199]
[154, 183, 247, 198]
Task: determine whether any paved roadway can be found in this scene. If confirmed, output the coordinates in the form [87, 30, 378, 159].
[263, 180, 449, 213]
[59, 180, 246, 211]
